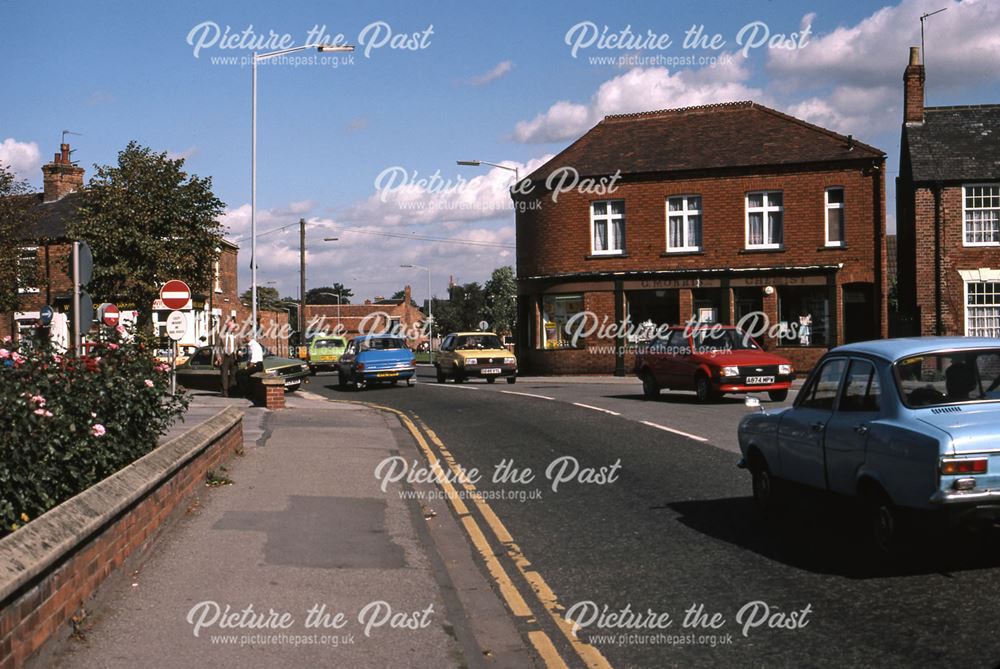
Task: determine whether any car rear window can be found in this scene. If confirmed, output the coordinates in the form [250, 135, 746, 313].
[314, 339, 345, 348]
[359, 337, 406, 350]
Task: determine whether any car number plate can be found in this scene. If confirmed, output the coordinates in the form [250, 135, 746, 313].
[377, 371, 397, 378]
[482, 368, 502, 374]
[746, 376, 775, 385]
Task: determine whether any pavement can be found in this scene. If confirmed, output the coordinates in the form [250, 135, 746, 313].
[43, 390, 535, 669]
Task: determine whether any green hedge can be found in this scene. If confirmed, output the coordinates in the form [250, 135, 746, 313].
[0, 328, 188, 535]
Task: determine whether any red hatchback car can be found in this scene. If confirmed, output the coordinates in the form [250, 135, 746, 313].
[634, 325, 795, 402]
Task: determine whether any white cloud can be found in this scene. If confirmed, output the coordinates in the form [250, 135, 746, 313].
[0, 138, 42, 179]
[785, 85, 898, 136]
[512, 54, 764, 143]
[166, 146, 200, 161]
[767, 0, 1000, 90]
[467, 60, 513, 86]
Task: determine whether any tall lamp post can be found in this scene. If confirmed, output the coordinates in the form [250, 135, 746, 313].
[250, 42, 354, 338]
[400, 264, 433, 362]
[456, 160, 520, 189]
[316, 291, 343, 335]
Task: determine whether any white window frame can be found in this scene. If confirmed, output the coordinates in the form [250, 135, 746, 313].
[665, 195, 702, 252]
[213, 258, 223, 293]
[17, 246, 40, 294]
[962, 184, 1000, 247]
[745, 191, 783, 250]
[964, 279, 1000, 337]
[590, 200, 626, 255]
[824, 187, 846, 247]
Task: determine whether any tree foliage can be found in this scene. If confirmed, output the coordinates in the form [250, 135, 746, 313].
[484, 266, 517, 336]
[0, 165, 39, 315]
[306, 284, 353, 304]
[240, 285, 283, 310]
[69, 142, 225, 324]
[434, 282, 486, 334]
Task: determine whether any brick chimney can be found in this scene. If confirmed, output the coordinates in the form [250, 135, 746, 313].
[403, 284, 412, 306]
[903, 46, 925, 125]
[42, 143, 85, 203]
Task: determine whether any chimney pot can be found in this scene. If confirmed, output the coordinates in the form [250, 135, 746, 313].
[42, 142, 85, 203]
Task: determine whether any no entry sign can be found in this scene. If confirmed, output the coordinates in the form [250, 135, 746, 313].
[160, 280, 191, 310]
[99, 303, 120, 327]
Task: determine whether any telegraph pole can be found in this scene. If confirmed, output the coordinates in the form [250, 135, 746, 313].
[299, 217, 306, 346]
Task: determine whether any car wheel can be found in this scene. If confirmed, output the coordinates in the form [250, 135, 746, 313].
[390, 380, 398, 386]
[486, 377, 496, 384]
[436, 366, 446, 383]
[641, 371, 660, 399]
[864, 488, 904, 559]
[695, 375, 716, 403]
[285, 383, 300, 392]
[337, 372, 347, 388]
[749, 453, 782, 514]
[455, 374, 465, 384]
[768, 389, 789, 402]
[506, 376, 517, 384]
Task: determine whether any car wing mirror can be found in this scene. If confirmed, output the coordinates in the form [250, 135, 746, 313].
[745, 395, 765, 413]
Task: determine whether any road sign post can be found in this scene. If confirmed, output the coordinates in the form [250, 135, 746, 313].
[71, 241, 94, 356]
[98, 303, 120, 328]
[166, 310, 187, 395]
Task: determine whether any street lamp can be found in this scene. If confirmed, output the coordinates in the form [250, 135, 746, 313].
[456, 160, 520, 189]
[250, 42, 354, 339]
[400, 264, 433, 362]
[316, 291, 343, 335]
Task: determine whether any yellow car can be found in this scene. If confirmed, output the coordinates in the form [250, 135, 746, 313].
[435, 332, 517, 384]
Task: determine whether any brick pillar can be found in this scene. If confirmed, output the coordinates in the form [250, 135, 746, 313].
[903, 47, 924, 125]
[679, 289, 693, 325]
[762, 288, 779, 350]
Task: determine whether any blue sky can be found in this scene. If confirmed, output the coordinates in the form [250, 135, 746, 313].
[3, 0, 999, 303]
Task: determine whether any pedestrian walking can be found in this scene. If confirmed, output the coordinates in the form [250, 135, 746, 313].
[217, 318, 239, 397]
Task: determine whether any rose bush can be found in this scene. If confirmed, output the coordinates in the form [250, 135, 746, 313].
[0, 328, 188, 535]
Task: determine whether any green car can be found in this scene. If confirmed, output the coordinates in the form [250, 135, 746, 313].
[175, 345, 310, 394]
[308, 336, 348, 374]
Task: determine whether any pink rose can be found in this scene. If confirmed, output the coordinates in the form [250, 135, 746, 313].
[30, 395, 45, 406]
[144, 379, 154, 388]
[106, 343, 119, 350]
[115, 324, 126, 334]
[0, 349, 9, 359]
[91, 424, 106, 437]
[34, 408, 53, 417]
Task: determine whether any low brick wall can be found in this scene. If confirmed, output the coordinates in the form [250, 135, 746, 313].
[0, 406, 243, 669]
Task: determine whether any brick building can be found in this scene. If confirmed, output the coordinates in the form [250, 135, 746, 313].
[3, 142, 289, 353]
[513, 101, 888, 375]
[304, 285, 426, 345]
[897, 47, 1000, 338]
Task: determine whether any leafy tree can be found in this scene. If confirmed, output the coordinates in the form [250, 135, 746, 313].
[434, 282, 486, 334]
[68, 142, 225, 326]
[240, 285, 283, 310]
[0, 165, 39, 316]
[390, 289, 419, 307]
[306, 284, 352, 304]
[484, 266, 517, 336]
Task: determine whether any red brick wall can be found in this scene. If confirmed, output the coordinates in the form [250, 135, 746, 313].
[0, 413, 243, 669]
[0, 243, 74, 341]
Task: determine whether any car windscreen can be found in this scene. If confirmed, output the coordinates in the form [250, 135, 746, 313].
[313, 339, 345, 348]
[455, 335, 503, 350]
[691, 328, 760, 352]
[895, 349, 1000, 408]
[358, 337, 406, 350]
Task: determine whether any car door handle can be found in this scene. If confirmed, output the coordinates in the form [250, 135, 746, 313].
[854, 424, 869, 436]
[811, 422, 825, 432]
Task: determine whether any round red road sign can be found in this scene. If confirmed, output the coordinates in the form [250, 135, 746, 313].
[101, 303, 120, 327]
[160, 280, 191, 310]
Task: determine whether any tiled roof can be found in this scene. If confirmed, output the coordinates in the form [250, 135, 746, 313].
[523, 101, 883, 185]
[906, 105, 1000, 182]
[13, 192, 82, 242]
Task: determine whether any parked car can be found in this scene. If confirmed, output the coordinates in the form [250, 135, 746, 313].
[175, 344, 310, 394]
[634, 325, 794, 402]
[435, 332, 517, 384]
[154, 343, 199, 367]
[308, 336, 348, 374]
[335, 335, 416, 390]
[738, 337, 1000, 553]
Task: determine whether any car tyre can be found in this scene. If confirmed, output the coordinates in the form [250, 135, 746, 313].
[863, 488, 904, 559]
[506, 376, 517, 384]
[486, 377, 496, 384]
[337, 372, 347, 388]
[695, 375, 717, 403]
[455, 374, 465, 384]
[436, 366, 446, 384]
[749, 453, 783, 515]
[768, 389, 789, 402]
[641, 371, 660, 399]
[285, 383, 300, 392]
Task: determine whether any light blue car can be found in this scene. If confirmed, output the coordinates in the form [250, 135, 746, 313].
[738, 337, 1000, 554]
[335, 335, 416, 390]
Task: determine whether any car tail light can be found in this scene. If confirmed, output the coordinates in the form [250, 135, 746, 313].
[940, 458, 988, 475]
[356, 362, 365, 372]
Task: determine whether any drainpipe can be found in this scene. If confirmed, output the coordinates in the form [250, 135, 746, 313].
[933, 183, 942, 335]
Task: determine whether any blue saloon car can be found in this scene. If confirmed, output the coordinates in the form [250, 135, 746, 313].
[738, 337, 1000, 553]
[335, 335, 416, 390]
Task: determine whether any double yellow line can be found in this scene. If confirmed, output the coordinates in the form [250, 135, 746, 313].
[342, 400, 613, 669]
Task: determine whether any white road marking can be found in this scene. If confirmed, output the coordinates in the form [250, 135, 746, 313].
[501, 390, 554, 400]
[428, 383, 479, 391]
[640, 420, 709, 442]
[572, 402, 620, 416]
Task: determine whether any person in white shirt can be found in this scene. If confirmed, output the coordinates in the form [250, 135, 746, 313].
[247, 336, 264, 375]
